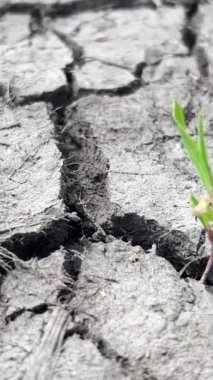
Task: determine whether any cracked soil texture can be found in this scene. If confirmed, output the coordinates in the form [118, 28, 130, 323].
[1, 0, 213, 379]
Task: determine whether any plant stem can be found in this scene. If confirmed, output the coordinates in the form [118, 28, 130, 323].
[200, 229, 213, 284]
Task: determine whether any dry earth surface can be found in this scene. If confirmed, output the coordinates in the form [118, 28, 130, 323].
[1, 0, 213, 379]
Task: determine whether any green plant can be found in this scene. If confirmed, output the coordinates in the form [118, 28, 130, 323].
[172, 100, 213, 283]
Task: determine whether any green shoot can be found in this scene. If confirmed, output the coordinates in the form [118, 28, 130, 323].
[172, 100, 213, 283]
[189, 194, 209, 228]
[172, 100, 213, 197]
[172, 100, 213, 230]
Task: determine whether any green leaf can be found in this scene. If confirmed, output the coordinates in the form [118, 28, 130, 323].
[172, 100, 213, 194]
[197, 112, 213, 193]
[172, 100, 185, 128]
[172, 100, 213, 230]
[172, 103, 205, 187]
[197, 112, 208, 166]
[189, 193, 199, 208]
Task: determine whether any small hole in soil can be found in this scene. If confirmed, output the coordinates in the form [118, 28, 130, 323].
[121, 236, 129, 243]
[179, 256, 208, 281]
[57, 288, 74, 304]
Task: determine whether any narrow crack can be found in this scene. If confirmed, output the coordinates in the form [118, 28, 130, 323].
[63, 318, 159, 378]
[56, 245, 84, 303]
[107, 213, 206, 280]
[163, 0, 208, 7]
[181, 0, 209, 78]
[62, 314, 159, 378]
[11, 20, 160, 108]
[47, 0, 158, 17]
[86, 57, 130, 72]
[1, 215, 82, 261]
[94, 337, 130, 370]
[47, 94, 207, 281]
[51, 103, 114, 236]
[182, 1, 198, 54]
[1, 0, 210, 282]
[5, 302, 51, 323]
[78, 79, 142, 98]
[2, 72, 206, 282]
[28, 6, 46, 38]
[14, 70, 74, 108]
[15, 71, 144, 108]
[63, 319, 131, 373]
[2, 4, 212, 379]
[1, 0, 157, 18]
[14, 79, 143, 107]
[52, 29, 84, 67]
[38, 76, 207, 282]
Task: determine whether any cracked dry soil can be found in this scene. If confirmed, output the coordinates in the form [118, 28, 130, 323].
[1, 0, 213, 379]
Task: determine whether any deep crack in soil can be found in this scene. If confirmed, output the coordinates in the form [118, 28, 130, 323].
[1, 1, 213, 379]
[1, 216, 82, 261]
[49, 94, 207, 281]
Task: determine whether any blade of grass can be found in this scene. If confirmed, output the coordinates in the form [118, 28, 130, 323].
[189, 193, 199, 207]
[172, 100, 185, 127]
[172, 100, 213, 192]
[197, 112, 213, 193]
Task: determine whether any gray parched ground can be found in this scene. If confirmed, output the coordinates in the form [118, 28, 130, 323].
[1, 0, 213, 379]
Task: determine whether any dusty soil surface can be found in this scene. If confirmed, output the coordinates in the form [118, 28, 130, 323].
[1, 0, 213, 379]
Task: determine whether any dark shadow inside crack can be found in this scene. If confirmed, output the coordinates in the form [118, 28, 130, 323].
[62, 318, 131, 373]
[107, 213, 208, 281]
[78, 79, 142, 98]
[46, 0, 157, 18]
[49, 99, 208, 283]
[5, 302, 50, 324]
[1, 0, 157, 19]
[57, 243, 85, 303]
[50, 103, 115, 236]
[63, 246, 83, 281]
[1, 217, 82, 261]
